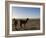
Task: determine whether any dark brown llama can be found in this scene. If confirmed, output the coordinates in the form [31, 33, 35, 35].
[12, 18, 18, 27]
[20, 18, 29, 28]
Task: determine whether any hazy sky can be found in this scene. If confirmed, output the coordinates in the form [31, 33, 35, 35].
[12, 7, 40, 19]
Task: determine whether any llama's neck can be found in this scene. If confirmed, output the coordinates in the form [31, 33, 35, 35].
[26, 19, 28, 22]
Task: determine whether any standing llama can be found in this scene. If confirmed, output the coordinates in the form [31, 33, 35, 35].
[12, 18, 18, 30]
[20, 18, 29, 28]
[12, 18, 18, 27]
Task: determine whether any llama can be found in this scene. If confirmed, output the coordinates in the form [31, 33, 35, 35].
[12, 18, 18, 27]
[20, 18, 29, 28]
[13, 18, 18, 30]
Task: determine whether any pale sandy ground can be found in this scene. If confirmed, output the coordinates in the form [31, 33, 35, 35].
[12, 19, 40, 31]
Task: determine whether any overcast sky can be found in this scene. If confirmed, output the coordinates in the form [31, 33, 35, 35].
[12, 7, 40, 19]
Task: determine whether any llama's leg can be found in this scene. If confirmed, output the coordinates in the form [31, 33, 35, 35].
[14, 22, 18, 29]
[20, 23, 22, 28]
[14, 22, 17, 27]
[24, 24, 26, 28]
[15, 23, 19, 31]
[14, 24, 17, 29]
[15, 24, 17, 27]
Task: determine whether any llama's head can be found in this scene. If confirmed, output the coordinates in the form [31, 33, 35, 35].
[13, 18, 15, 21]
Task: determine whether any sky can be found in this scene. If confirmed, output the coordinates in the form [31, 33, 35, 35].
[12, 7, 40, 19]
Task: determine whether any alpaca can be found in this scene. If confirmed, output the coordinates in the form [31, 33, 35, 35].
[20, 18, 29, 28]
